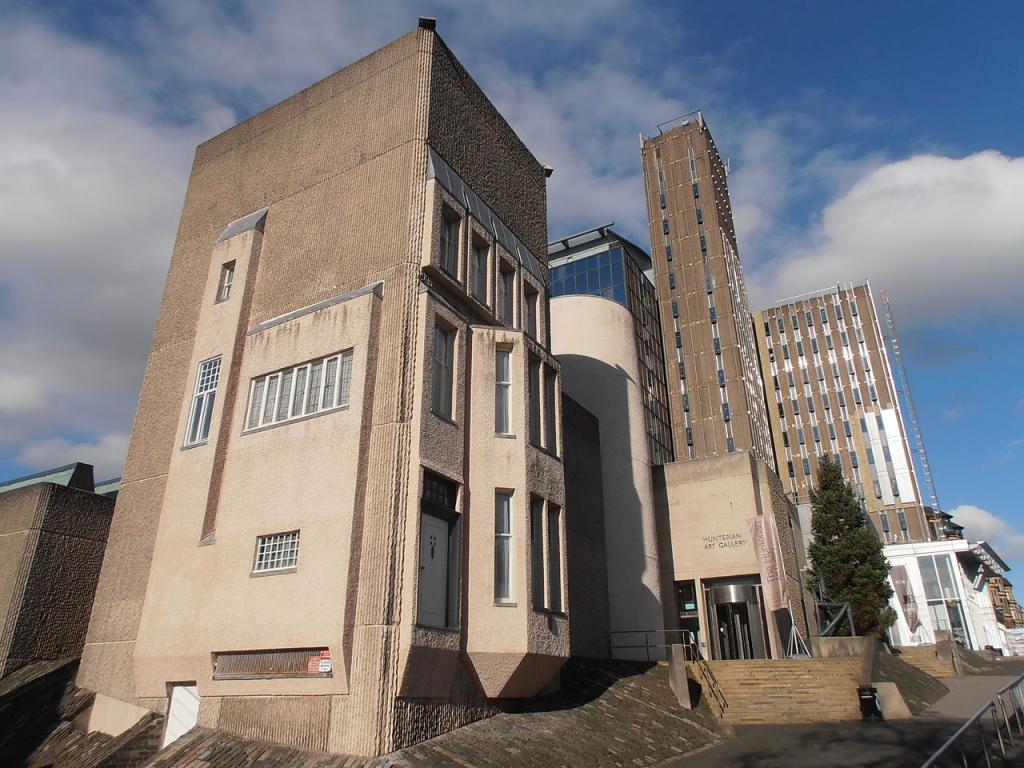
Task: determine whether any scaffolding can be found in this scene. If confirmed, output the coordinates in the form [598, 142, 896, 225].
[879, 289, 941, 512]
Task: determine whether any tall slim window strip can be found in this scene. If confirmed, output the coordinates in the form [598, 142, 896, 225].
[499, 267, 515, 325]
[525, 289, 538, 339]
[543, 366, 557, 454]
[185, 357, 221, 446]
[495, 349, 512, 434]
[432, 325, 455, 418]
[217, 261, 235, 303]
[253, 531, 300, 573]
[473, 242, 488, 302]
[547, 505, 562, 612]
[531, 498, 545, 609]
[495, 492, 512, 602]
[528, 356, 542, 446]
[440, 214, 458, 277]
[245, 351, 353, 432]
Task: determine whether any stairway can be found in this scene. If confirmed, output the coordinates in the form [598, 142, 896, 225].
[702, 658, 863, 724]
[895, 645, 957, 678]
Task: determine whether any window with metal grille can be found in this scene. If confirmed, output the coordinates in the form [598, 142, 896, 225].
[185, 356, 221, 446]
[212, 647, 330, 680]
[245, 351, 353, 432]
[253, 531, 300, 572]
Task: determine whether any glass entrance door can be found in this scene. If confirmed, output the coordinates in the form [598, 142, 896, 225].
[716, 602, 755, 660]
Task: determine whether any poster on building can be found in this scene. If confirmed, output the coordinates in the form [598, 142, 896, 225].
[891, 564, 922, 633]
[749, 513, 789, 613]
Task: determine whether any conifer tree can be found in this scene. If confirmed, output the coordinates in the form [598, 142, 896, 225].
[808, 456, 896, 636]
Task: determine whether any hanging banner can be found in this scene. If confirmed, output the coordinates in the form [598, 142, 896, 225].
[749, 513, 790, 613]
[890, 564, 922, 633]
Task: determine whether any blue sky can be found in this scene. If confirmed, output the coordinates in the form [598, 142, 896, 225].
[1, 1, 1022, 571]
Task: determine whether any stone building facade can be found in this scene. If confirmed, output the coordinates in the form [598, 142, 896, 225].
[77, 23, 569, 757]
[0, 464, 113, 678]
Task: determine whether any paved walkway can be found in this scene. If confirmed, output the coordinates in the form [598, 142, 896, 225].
[922, 675, 1018, 719]
[668, 674, 1021, 768]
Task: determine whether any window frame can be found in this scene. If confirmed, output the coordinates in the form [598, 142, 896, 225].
[495, 347, 513, 435]
[244, 350, 353, 433]
[252, 530, 301, 574]
[494, 491, 513, 603]
[432, 323, 456, 420]
[216, 261, 236, 303]
[184, 356, 222, 447]
[439, 211, 460, 279]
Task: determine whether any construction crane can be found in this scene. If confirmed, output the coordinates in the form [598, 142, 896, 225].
[879, 289, 941, 512]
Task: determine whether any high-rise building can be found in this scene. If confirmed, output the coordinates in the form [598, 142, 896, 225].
[640, 113, 774, 470]
[548, 225, 674, 465]
[753, 283, 932, 544]
[76, 21, 572, 756]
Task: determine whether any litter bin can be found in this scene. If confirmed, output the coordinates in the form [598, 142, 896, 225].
[857, 686, 882, 721]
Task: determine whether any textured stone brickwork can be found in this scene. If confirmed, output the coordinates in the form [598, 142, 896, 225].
[0, 484, 112, 678]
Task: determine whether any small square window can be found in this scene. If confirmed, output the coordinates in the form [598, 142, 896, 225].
[253, 531, 300, 573]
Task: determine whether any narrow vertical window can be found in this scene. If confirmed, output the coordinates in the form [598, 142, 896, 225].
[262, 374, 280, 425]
[528, 355, 541, 446]
[473, 241, 488, 302]
[499, 266, 515, 325]
[547, 504, 562, 613]
[307, 360, 324, 414]
[495, 349, 512, 434]
[495, 492, 512, 602]
[217, 261, 235, 303]
[337, 351, 353, 407]
[525, 287, 539, 339]
[432, 324, 455, 419]
[440, 214, 459, 278]
[291, 365, 308, 417]
[543, 366, 557, 454]
[185, 357, 221, 446]
[321, 356, 339, 409]
[246, 378, 265, 431]
[275, 369, 294, 422]
[531, 498, 545, 609]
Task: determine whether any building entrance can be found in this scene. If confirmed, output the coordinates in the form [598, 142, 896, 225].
[705, 582, 769, 660]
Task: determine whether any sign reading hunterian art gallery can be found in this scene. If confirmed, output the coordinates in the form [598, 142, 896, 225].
[702, 532, 748, 550]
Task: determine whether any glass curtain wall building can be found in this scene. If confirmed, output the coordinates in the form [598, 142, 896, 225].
[549, 225, 674, 465]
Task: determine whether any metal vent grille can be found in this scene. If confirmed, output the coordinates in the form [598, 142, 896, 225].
[212, 648, 332, 680]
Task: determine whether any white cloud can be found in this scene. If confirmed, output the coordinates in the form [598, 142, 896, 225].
[16, 433, 130, 482]
[948, 504, 1024, 562]
[748, 151, 1024, 323]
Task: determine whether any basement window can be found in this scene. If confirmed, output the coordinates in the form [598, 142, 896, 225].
[212, 648, 332, 680]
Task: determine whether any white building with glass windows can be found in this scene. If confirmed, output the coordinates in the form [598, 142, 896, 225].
[885, 539, 1010, 653]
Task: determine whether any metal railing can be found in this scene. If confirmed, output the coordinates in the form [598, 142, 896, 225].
[921, 673, 1024, 767]
[607, 629, 728, 716]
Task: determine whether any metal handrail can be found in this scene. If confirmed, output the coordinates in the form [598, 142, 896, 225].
[607, 629, 728, 715]
[921, 672, 1024, 767]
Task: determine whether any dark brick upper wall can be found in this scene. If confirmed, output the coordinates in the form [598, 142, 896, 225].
[427, 36, 548, 271]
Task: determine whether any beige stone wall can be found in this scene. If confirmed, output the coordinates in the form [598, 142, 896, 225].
[550, 296, 666, 650]
[655, 451, 811, 659]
